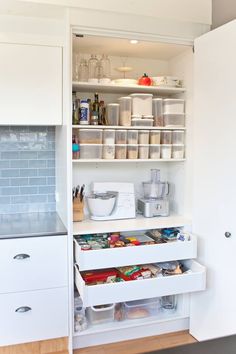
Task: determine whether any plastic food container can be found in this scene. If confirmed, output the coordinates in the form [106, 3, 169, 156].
[118, 97, 132, 126]
[160, 295, 177, 312]
[115, 144, 127, 159]
[130, 93, 153, 116]
[124, 298, 160, 320]
[150, 130, 161, 144]
[139, 130, 149, 144]
[161, 131, 172, 144]
[79, 144, 102, 159]
[86, 304, 115, 325]
[149, 144, 161, 159]
[163, 99, 185, 114]
[163, 114, 185, 127]
[127, 145, 138, 159]
[106, 103, 119, 125]
[172, 130, 185, 144]
[138, 145, 149, 159]
[161, 144, 172, 159]
[172, 144, 185, 159]
[127, 130, 138, 144]
[78, 129, 103, 144]
[103, 145, 115, 159]
[152, 98, 163, 126]
[115, 130, 127, 144]
[103, 130, 115, 144]
[131, 118, 154, 127]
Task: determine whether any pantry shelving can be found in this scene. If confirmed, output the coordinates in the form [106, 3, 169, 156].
[72, 125, 186, 130]
[73, 159, 185, 163]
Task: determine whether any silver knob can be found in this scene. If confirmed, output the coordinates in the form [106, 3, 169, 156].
[225, 232, 232, 238]
[15, 306, 32, 313]
[13, 254, 30, 260]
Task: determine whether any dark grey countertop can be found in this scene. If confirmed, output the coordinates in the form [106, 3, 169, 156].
[0, 212, 67, 239]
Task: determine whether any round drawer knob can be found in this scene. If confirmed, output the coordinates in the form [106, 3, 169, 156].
[225, 232, 232, 238]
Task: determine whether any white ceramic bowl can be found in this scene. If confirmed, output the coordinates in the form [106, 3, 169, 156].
[87, 194, 116, 217]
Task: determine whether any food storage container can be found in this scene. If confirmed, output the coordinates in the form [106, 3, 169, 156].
[163, 99, 185, 114]
[79, 144, 102, 159]
[160, 295, 177, 312]
[172, 130, 185, 144]
[127, 130, 138, 144]
[163, 113, 185, 127]
[118, 96, 132, 126]
[106, 103, 119, 125]
[172, 144, 185, 159]
[103, 145, 115, 159]
[115, 130, 127, 144]
[78, 129, 103, 144]
[149, 144, 161, 159]
[86, 304, 115, 325]
[103, 130, 115, 144]
[130, 93, 153, 116]
[115, 144, 127, 159]
[161, 130, 172, 144]
[139, 130, 149, 144]
[124, 298, 160, 320]
[161, 144, 172, 159]
[150, 130, 161, 144]
[131, 118, 154, 127]
[127, 145, 138, 159]
[138, 145, 149, 159]
[152, 98, 163, 126]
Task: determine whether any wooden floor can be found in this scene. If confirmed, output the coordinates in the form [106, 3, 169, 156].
[74, 331, 196, 354]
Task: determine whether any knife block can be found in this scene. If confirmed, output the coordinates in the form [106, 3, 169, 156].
[73, 198, 84, 222]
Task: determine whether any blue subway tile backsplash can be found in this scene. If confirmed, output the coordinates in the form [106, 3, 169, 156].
[0, 126, 56, 214]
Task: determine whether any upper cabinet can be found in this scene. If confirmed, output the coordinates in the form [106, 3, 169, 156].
[0, 43, 62, 125]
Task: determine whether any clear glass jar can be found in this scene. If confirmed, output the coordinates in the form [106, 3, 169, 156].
[100, 54, 111, 79]
[95, 61, 104, 81]
[78, 59, 88, 82]
[88, 54, 98, 79]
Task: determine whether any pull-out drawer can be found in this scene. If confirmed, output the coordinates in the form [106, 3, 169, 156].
[0, 236, 68, 294]
[74, 235, 197, 271]
[75, 260, 206, 307]
[0, 287, 68, 346]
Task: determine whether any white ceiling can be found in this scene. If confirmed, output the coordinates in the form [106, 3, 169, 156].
[73, 35, 190, 61]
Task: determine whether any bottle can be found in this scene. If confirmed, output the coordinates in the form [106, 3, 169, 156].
[90, 111, 99, 125]
[79, 100, 89, 125]
[72, 94, 80, 125]
[100, 54, 111, 79]
[99, 100, 107, 125]
[72, 135, 80, 159]
[92, 93, 100, 121]
[78, 59, 88, 82]
[88, 54, 98, 80]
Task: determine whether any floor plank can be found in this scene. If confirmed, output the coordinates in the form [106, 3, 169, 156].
[74, 331, 196, 354]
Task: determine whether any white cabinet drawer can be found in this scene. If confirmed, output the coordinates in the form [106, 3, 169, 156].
[0, 287, 68, 346]
[0, 236, 68, 294]
[74, 235, 197, 271]
[75, 260, 206, 307]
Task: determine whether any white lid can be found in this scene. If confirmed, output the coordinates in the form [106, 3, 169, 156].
[163, 99, 185, 103]
[138, 144, 150, 147]
[103, 144, 115, 147]
[115, 144, 127, 147]
[107, 103, 120, 106]
[104, 129, 116, 132]
[161, 144, 172, 147]
[152, 98, 163, 101]
[172, 144, 185, 147]
[149, 144, 161, 147]
[118, 96, 132, 100]
[131, 115, 142, 119]
[132, 118, 154, 122]
[139, 130, 149, 133]
[143, 115, 154, 119]
[79, 129, 103, 132]
[127, 144, 139, 147]
[116, 129, 127, 132]
[130, 93, 153, 98]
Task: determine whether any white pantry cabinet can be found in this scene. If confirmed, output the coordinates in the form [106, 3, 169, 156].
[0, 43, 62, 125]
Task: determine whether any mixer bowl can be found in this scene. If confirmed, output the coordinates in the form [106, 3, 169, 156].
[87, 192, 117, 217]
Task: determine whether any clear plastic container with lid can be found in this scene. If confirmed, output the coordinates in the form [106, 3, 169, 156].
[118, 97, 132, 126]
[131, 118, 154, 127]
[115, 144, 127, 159]
[115, 130, 127, 144]
[163, 99, 185, 114]
[161, 130, 172, 144]
[124, 298, 160, 320]
[127, 145, 138, 159]
[161, 144, 172, 159]
[130, 93, 153, 116]
[152, 98, 163, 126]
[163, 114, 185, 127]
[79, 144, 102, 159]
[172, 130, 185, 144]
[103, 130, 115, 144]
[138, 145, 149, 159]
[106, 103, 120, 125]
[86, 304, 115, 325]
[127, 130, 138, 144]
[78, 129, 103, 144]
[139, 130, 149, 144]
[172, 144, 185, 159]
[150, 130, 161, 144]
[149, 145, 161, 159]
[103, 145, 115, 159]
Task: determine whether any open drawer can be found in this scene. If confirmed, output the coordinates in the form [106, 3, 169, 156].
[74, 260, 206, 307]
[74, 234, 197, 271]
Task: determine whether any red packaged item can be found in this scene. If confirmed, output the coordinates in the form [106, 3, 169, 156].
[81, 269, 118, 284]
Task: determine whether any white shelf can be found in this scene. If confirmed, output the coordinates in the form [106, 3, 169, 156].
[73, 214, 191, 235]
[72, 81, 186, 95]
[72, 125, 186, 131]
[73, 159, 185, 163]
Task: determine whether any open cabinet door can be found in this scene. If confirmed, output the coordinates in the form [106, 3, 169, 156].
[190, 20, 236, 341]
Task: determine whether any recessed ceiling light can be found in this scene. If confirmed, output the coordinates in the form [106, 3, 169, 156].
[130, 40, 138, 44]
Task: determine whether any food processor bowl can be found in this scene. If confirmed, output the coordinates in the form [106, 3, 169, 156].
[143, 182, 169, 199]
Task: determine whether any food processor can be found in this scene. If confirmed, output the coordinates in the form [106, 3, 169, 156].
[137, 169, 169, 217]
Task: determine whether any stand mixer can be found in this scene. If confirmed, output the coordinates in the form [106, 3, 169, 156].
[137, 169, 169, 217]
